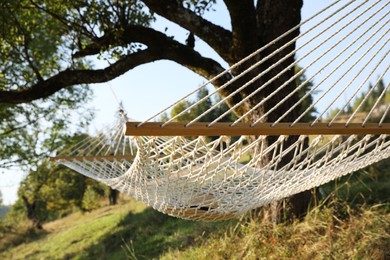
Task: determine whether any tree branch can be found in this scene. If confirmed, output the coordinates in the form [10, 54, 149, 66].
[1, 26, 233, 105]
[142, 0, 233, 63]
[76, 25, 233, 89]
[72, 25, 151, 58]
[160, 35, 232, 88]
[0, 49, 164, 104]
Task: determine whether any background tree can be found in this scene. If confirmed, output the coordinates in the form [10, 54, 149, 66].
[7, 132, 116, 228]
[171, 88, 237, 123]
[352, 79, 388, 114]
[0, 0, 309, 219]
[327, 78, 389, 120]
[11, 159, 108, 228]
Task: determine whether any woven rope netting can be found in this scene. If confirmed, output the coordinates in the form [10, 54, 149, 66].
[52, 0, 390, 221]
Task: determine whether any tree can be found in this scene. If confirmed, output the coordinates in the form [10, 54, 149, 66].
[171, 88, 237, 124]
[0, 0, 93, 169]
[0, 0, 309, 220]
[14, 159, 108, 228]
[345, 79, 389, 115]
[10, 132, 114, 228]
[295, 66, 317, 122]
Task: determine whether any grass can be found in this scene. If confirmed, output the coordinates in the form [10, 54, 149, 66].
[161, 202, 390, 259]
[0, 197, 229, 259]
[0, 198, 146, 259]
[1, 199, 388, 259]
[1, 162, 389, 259]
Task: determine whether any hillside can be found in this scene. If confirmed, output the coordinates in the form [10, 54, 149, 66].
[0, 198, 229, 259]
[1, 194, 389, 259]
[1, 157, 389, 259]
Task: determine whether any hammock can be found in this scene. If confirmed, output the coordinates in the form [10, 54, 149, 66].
[51, 0, 390, 221]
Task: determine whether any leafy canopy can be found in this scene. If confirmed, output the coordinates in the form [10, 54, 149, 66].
[0, 0, 217, 168]
[0, 0, 98, 168]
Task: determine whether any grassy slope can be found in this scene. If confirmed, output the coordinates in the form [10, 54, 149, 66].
[1, 165, 389, 259]
[1, 200, 389, 259]
[1, 200, 143, 259]
[0, 198, 229, 259]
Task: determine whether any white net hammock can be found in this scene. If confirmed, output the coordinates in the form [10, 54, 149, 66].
[52, 0, 390, 221]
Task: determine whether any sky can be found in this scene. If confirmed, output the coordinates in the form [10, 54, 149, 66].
[1, 0, 388, 205]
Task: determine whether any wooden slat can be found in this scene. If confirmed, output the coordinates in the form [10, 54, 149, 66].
[48, 155, 135, 162]
[125, 122, 390, 136]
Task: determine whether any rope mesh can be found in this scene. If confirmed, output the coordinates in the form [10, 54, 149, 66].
[51, 0, 390, 221]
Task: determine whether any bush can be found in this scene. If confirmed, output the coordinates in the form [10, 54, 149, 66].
[81, 185, 105, 211]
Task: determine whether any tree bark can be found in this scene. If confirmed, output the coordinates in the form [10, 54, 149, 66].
[21, 195, 42, 229]
[108, 188, 118, 205]
[222, 0, 311, 222]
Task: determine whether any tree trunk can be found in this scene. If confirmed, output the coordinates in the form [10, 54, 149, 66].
[108, 188, 118, 205]
[22, 195, 42, 229]
[221, 0, 312, 222]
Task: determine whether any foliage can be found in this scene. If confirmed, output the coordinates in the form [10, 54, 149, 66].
[320, 157, 390, 206]
[164, 203, 389, 260]
[0, 0, 96, 169]
[328, 78, 388, 118]
[183, 0, 217, 15]
[295, 66, 317, 122]
[0, 90, 93, 169]
[10, 160, 107, 224]
[170, 68, 317, 124]
[0, 0, 153, 76]
[4, 199, 27, 223]
[170, 101, 194, 122]
[8, 132, 112, 225]
[170, 88, 237, 123]
[81, 185, 105, 212]
[352, 79, 387, 113]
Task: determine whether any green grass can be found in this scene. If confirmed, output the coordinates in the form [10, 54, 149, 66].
[0, 198, 229, 259]
[1, 161, 389, 259]
[162, 203, 389, 260]
[321, 158, 390, 206]
[1, 200, 144, 259]
[1, 199, 388, 259]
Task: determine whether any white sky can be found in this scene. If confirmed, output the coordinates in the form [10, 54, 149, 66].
[1, 0, 388, 205]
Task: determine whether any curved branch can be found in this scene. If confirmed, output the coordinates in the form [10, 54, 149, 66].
[145, 29, 240, 113]
[75, 25, 233, 88]
[161, 36, 232, 88]
[0, 49, 164, 104]
[142, 0, 233, 63]
[1, 27, 234, 105]
[73, 25, 159, 58]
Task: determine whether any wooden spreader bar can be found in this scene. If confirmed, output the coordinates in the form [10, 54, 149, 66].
[48, 155, 135, 162]
[125, 122, 390, 136]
